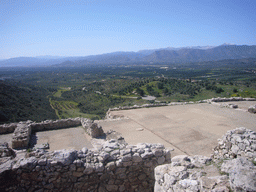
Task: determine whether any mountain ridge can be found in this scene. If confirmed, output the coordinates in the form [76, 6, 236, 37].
[1, 44, 256, 67]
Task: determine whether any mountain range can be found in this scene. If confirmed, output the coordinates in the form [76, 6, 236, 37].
[1, 44, 256, 67]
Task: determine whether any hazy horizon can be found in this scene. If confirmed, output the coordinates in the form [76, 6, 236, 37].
[1, 43, 253, 60]
[1, 0, 255, 60]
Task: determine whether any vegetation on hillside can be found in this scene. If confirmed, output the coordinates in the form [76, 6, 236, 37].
[0, 81, 58, 123]
[0, 58, 255, 123]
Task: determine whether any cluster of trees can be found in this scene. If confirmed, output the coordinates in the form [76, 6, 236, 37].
[61, 84, 126, 118]
[154, 78, 201, 97]
[0, 81, 57, 123]
[1, 61, 255, 123]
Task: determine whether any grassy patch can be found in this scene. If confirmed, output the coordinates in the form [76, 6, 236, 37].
[53, 87, 71, 98]
[49, 98, 86, 119]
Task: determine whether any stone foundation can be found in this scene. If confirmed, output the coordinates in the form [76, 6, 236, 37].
[0, 123, 18, 134]
[11, 123, 32, 149]
[0, 140, 171, 192]
[155, 128, 256, 192]
[81, 118, 104, 138]
[213, 127, 256, 160]
[3, 118, 105, 149]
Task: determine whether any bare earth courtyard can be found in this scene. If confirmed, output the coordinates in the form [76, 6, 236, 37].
[98, 101, 256, 157]
[0, 101, 255, 157]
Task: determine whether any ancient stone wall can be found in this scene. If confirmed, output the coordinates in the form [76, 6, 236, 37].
[209, 97, 256, 102]
[106, 97, 256, 119]
[0, 140, 171, 192]
[0, 123, 18, 135]
[213, 127, 256, 160]
[154, 128, 256, 192]
[1, 118, 105, 149]
[8, 118, 83, 149]
[30, 118, 82, 132]
[11, 123, 32, 149]
[2, 118, 104, 148]
[81, 118, 104, 138]
[0, 118, 82, 135]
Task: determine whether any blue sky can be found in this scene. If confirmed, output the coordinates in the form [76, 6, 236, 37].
[0, 0, 255, 59]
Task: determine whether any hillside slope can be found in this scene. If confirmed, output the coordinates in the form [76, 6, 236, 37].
[0, 81, 58, 123]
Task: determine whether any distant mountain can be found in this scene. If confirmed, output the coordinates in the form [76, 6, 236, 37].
[144, 44, 256, 63]
[0, 57, 69, 67]
[81, 51, 146, 63]
[1, 44, 256, 67]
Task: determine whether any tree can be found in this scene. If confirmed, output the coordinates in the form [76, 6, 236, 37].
[157, 82, 164, 89]
[233, 88, 238, 93]
[163, 87, 169, 95]
[136, 88, 144, 96]
[216, 87, 224, 94]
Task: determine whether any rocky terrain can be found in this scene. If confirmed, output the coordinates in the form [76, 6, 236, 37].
[154, 127, 256, 192]
[0, 125, 255, 191]
[0, 139, 171, 191]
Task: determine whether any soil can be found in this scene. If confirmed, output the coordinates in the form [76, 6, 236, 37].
[98, 102, 256, 157]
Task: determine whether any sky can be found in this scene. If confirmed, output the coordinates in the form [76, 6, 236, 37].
[0, 0, 256, 59]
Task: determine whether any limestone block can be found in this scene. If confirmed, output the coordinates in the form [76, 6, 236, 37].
[12, 123, 32, 149]
[221, 157, 256, 191]
[248, 105, 256, 113]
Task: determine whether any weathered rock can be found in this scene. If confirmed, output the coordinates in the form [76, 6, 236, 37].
[155, 128, 256, 192]
[221, 157, 256, 191]
[0, 142, 15, 159]
[248, 105, 256, 113]
[52, 149, 77, 165]
[0, 123, 18, 134]
[12, 123, 32, 149]
[81, 119, 104, 138]
[213, 127, 256, 160]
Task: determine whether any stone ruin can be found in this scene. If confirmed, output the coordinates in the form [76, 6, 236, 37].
[0, 140, 171, 191]
[106, 97, 256, 119]
[213, 127, 256, 160]
[0, 117, 105, 149]
[0, 97, 256, 191]
[248, 105, 256, 113]
[81, 118, 105, 138]
[154, 127, 256, 192]
[0, 125, 255, 191]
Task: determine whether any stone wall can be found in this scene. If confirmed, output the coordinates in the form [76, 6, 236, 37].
[0, 118, 82, 135]
[81, 118, 104, 138]
[0, 123, 18, 135]
[208, 97, 256, 102]
[106, 97, 256, 119]
[1, 118, 105, 149]
[154, 127, 256, 192]
[0, 140, 171, 192]
[213, 127, 256, 160]
[8, 118, 83, 149]
[30, 118, 82, 132]
[2, 118, 104, 149]
[11, 123, 32, 149]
